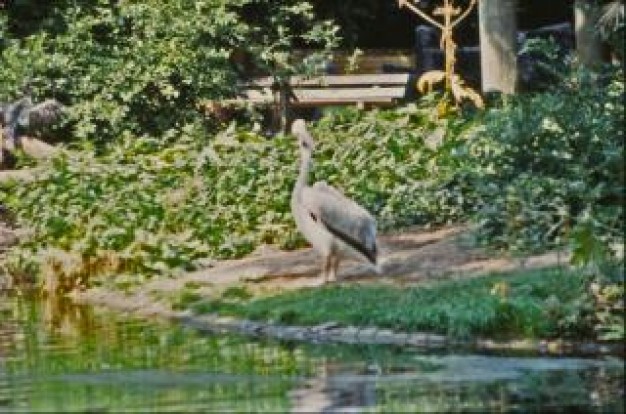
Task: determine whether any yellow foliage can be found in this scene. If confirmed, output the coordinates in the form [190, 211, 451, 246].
[417, 70, 446, 94]
[490, 281, 510, 300]
[418, 71, 484, 110]
[41, 248, 129, 296]
[450, 75, 485, 109]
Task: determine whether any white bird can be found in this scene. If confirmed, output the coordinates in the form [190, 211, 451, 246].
[290, 119, 379, 284]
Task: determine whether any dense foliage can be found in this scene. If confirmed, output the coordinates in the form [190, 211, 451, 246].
[0, 0, 338, 143]
[470, 66, 624, 340]
[1, 104, 476, 289]
[471, 67, 624, 253]
[2, 66, 623, 288]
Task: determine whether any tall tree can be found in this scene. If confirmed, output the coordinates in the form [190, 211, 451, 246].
[478, 0, 518, 94]
[574, 0, 605, 67]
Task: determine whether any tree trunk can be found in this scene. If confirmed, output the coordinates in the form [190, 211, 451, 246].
[0, 135, 59, 170]
[574, 0, 604, 67]
[478, 0, 519, 94]
[22, 136, 59, 158]
[0, 168, 42, 183]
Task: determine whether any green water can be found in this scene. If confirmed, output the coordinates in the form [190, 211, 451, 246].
[0, 291, 623, 413]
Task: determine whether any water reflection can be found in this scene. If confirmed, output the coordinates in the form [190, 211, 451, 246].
[287, 356, 624, 413]
[0, 291, 623, 412]
[289, 361, 380, 412]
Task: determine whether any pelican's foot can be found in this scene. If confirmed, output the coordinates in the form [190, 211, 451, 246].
[319, 274, 336, 285]
[326, 275, 341, 285]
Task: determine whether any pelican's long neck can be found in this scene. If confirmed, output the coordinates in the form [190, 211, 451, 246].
[294, 147, 312, 198]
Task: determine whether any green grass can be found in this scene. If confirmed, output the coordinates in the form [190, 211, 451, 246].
[189, 267, 594, 340]
[171, 289, 203, 311]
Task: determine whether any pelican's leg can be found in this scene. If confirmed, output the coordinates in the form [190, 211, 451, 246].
[322, 255, 332, 284]
[329, 255, 340, 283]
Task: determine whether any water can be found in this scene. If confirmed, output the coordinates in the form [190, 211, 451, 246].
[0, 291, 623, 413]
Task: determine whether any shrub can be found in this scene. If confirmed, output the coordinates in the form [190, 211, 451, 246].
[0, 0, 339, 143]
[312, 105, 480, 230]
[0, 104, 477, 288]
[470, 66, 624, 253]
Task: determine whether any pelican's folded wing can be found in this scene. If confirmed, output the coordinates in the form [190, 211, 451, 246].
[302, 181, 377, 263]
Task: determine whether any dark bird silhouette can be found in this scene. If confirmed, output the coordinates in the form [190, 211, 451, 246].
[1, 87, 64, 151]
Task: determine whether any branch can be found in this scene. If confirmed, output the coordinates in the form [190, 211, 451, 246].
[451, 0, 477, 28]
[19, 136, 60, 160]
[398, 0, 444, 30]
[0, 168, 43, 184]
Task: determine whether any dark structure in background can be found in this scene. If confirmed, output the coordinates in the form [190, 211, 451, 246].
[318, 0, 572, 49]
[316, 0, 583, 89]
[320, 0, 575, 90]
[415, 22, 575, 90]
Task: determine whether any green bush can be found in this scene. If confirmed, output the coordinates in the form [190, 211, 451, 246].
[312, 105, 480, 230]
[1, 104, 476, 286]
[0, 0, 338, 143]
[470, 67, 624, 253]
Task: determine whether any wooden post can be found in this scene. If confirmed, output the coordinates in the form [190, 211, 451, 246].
[279, 82, 290, 135]
[478, 0, 519, 94]
[271, 78, 295, 134]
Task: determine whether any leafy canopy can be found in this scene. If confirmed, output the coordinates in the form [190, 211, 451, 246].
[0, 0, 339, 143]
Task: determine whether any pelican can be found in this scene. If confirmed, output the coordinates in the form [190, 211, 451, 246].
[290, 119, 379, 283]
[1, 88, 64, 151]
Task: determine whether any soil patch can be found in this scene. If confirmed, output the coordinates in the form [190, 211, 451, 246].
[132, 225, 570, 298]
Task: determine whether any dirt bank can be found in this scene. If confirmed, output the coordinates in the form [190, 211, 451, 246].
[5, 218, 619, 356]
[120, 225, 571, 298]
[70, 225, 624, 357]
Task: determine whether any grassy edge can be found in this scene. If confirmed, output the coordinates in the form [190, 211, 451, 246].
[171, 267, 595, 340]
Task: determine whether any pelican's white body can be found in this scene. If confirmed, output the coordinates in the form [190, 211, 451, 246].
[290, 119, 378, 283]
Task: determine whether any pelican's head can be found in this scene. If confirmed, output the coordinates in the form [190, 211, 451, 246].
[291, 119, 315, 153]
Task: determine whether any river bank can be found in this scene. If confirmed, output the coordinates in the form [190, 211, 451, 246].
[1, 220, 622, 356]
[75, 284, 623, 357]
